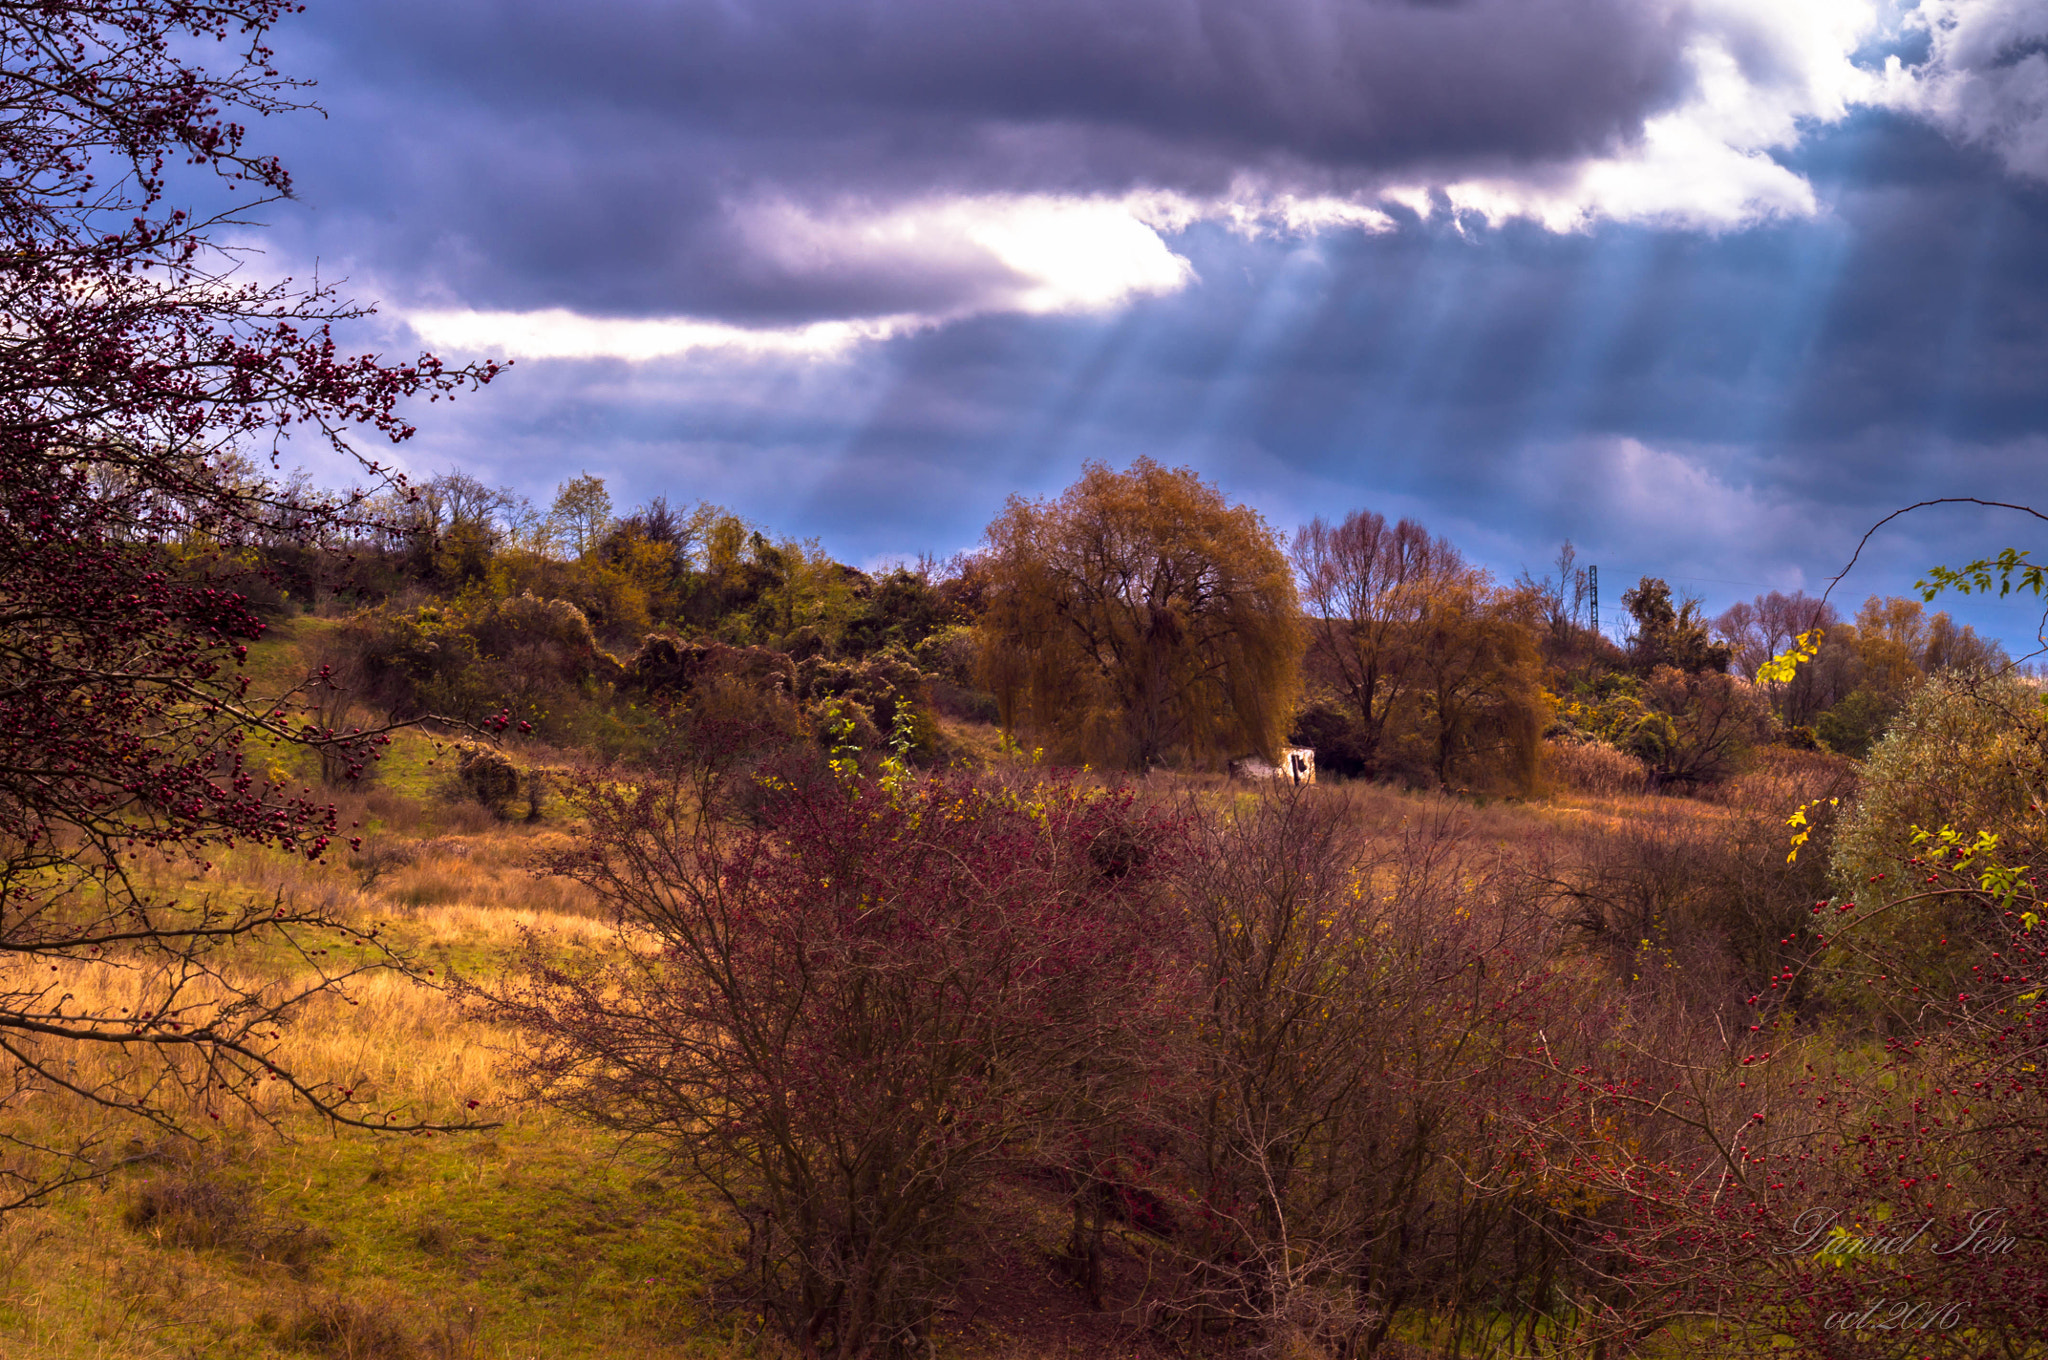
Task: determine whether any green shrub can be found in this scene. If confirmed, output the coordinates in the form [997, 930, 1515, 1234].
[1825, 669, 2048, 1024]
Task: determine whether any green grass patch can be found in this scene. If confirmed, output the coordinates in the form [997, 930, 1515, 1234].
[0, 1116, 763, 1360]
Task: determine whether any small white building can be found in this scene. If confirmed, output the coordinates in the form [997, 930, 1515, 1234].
[1228, 747, 1316, 784]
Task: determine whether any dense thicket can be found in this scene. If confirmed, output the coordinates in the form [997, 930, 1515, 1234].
[478, 681, 2048, 1358]
[239, 449, 2017, 803]
[486, 721, 1188, 1357]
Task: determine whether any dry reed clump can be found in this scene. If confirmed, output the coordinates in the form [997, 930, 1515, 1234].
[1707, 743, 1859, 814]
[1542, 738, 1648, 797]
[275, 1286, 482, 1360]
[392, 901, 619, 956]
[365, 829, 604, 921]
[123, 1145, 332, 1275]
[1159, 770, 1577, 860]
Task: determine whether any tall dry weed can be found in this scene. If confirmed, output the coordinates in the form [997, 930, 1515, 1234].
[1543, 737, 1648, 797]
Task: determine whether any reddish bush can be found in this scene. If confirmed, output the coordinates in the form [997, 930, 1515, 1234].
[484, 734, 1188, 1358]
[1503, 824, 2048, 1357]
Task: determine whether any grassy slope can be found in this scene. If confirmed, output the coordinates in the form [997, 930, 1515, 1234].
[0, 623, 1772, 1360]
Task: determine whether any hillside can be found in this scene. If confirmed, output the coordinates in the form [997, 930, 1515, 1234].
[0, 610, 1877, 1359]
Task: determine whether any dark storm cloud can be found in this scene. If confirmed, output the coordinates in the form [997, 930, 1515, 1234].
[260, 0, 1700, 321]
[377, 106, 2048, 641]
[237, 4, 2048, 654]
[339, 0, 1692, 169]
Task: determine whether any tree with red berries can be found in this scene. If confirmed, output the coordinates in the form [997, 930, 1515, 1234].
[0, 1, 498, 1208]
[484, 716, 1188, 1358]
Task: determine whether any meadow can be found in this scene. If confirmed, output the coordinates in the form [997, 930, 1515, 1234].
[0, 701, 1871, 1360]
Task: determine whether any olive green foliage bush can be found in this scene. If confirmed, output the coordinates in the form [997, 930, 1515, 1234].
[455, 746, 522, 817]
[1552, 673, 1672, 764]
[1825, 669, 2047, 1016]
[623, 633, 941, 761]
[1548, 661, 1771, 790]
[1833, 669, 2045, 890]
[342, 592, 623, 745]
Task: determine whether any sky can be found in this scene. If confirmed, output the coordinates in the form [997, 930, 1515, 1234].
[236, 0, 2048, 651]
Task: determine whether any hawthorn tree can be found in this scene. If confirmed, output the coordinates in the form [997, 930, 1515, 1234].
[486, 720, 1188, 1358]
[0, 1, 498, 1206]
[1513, 825, 2048, 1359]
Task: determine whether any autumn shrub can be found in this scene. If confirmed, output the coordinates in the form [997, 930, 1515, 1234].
[623, 633, 944, 761]
[1528, 792, 1840, 1017]
[1707, 741, 1859, 814]
[1163, 782, 1570, 1356]
[125, 1146, 332, 1274]
[911, 623, 978, 685]
[481, 721, 1189, 1359]
[454, 746, 521, 817]
[1825, 669, 2048, 1019]
[1481, 690, 2048, 1358]
[624, 633, 799, 698]
[1833, 668, 2046, 889]
[282, 1286, 438, 1360]
[1536, 825, 2048, 1359]
[1643, 664, 1775, 788]
[794, 647, 933, 756]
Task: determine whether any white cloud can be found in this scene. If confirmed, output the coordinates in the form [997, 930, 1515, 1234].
[1444, 0, 1883, 230]
[1191, 188, 1398, 238]
[1529, 435, 1806, 563]
[738, 193, 1197, 317]
[405, 306, 926, 361]
[1884, 0, 2048, 180]
[402, 2, 2048, 364]
[402, 188, 1394, 362]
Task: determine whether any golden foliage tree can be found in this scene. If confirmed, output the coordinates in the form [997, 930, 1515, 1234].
[1410, 575, 1549, 791]
[978, 459, 1302, 770]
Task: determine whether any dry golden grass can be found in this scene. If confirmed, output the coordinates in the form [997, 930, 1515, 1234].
[0, 787, 626, 1190]
[5, 741, 1859, 1359]
[0, 780, 772, 1360]
[0, 952, 507, 1151]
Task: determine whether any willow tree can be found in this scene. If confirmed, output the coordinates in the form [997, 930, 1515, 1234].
[978, 459, 1302, 770]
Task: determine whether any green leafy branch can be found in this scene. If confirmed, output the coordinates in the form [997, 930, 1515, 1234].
[877, 704, 918, 797]
[1908, 823, 2032, 912]
[1918, 548, 2046, 602]
[823, 702, 861, 782]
